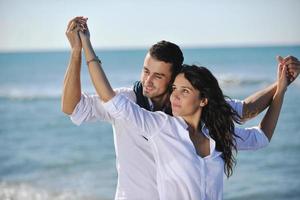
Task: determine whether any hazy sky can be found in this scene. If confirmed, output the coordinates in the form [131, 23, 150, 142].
[1, 0, 299, 51]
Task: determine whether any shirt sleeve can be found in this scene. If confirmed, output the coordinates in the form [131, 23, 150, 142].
[226, 98, 244, 118]
[234, 126, 269, 150]
[103, 94, 169, 138]
[70, 88, 136, 125]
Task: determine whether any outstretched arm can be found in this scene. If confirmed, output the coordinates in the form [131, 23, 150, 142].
[242, 56, 300, 121]
[234, 57, 296, 150]
[241, 82, 276, 121]
[78, 19, 115, 102]
[259, 62, 289, 141]
[61, 16, 88, 114]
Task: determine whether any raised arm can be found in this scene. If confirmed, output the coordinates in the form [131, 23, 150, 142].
[242, 56, 300, 121]
[76, 19, 169, 136]
[61, 17, 88, 114]
[234, 61, 291, 150]
[259, 61, 289, 141]
[78, 19, 115, 103]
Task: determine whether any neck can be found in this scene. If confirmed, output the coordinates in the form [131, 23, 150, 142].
[182, 109, 202, 133]
[150, 93, 170, 111]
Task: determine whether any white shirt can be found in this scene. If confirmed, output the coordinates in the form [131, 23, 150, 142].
[103, 94, 269, 200]
[71, 88, 159, 200]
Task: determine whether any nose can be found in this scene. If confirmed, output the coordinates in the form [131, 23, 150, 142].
[171, 90, 180, 101]
[145, 74, 154, 85]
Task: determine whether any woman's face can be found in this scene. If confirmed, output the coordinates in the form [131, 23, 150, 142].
[170, 73, 202, 117]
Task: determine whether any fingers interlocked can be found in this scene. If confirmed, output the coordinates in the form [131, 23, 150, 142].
[66, 16, 88, 35]
[277, 55, 300, 84]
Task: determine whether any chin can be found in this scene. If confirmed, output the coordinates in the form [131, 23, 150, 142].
[171, 110, 180, 116]
[143, 91, 152, 98]
[143, 91, 156, 98]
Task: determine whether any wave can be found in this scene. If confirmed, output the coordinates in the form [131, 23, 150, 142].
[0, 76, 299, 100]
[0, 88, 60, 100]
[0, 181, 102, 200]
[218, 74, 272, 86]
[218, 73, 300, 87]
[0, 85, 93, 100]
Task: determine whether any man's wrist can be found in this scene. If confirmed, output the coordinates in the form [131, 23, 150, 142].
[71, 48, 82, 59]
[72, 47, 82, 53]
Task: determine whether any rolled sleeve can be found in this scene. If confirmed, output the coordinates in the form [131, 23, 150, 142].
[235, 126, 269, 150]
[226, 98, 244, 118]
[69, 88, 136, 126]
[70, 93, 112, 125]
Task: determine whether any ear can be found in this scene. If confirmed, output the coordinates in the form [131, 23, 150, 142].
[199, 98, 208, 107]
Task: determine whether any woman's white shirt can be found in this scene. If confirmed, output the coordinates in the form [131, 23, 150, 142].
[103, 94, 269, 200]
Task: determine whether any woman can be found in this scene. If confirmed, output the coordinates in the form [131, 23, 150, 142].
[78, 23, 287, 199]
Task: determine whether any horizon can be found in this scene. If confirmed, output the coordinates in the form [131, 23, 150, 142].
[1, 44, 300, 54]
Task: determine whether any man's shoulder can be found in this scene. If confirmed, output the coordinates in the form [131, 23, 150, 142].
[80, 87, 136, 103]
[114, 87, 136, 102]
[114, 87, 133, 93]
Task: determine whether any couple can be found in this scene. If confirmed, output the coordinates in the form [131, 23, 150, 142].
[62, 17, 300, 200]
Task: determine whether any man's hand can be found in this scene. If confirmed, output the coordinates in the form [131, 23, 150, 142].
[65, 16, 87, 50]
[277, 55, 300, 84]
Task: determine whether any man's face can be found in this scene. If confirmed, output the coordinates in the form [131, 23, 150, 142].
[140, 53, 172, 99]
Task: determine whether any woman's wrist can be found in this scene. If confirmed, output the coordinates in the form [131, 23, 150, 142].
[81, 36, 91, 46]
[86, 56, 101, 66]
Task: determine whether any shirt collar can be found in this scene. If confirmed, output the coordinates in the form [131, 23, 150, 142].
[200, 122, 218, 157]
[148, 98, 154, 111]
[200, 122, 210, 137]
[148, 97, 170, 113]
[175, 118, 209, 134]
[177, 119, 219, 159]
[176, 116, 189, 130]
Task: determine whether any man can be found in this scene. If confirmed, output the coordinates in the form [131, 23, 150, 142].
[61, 17, 300, 200]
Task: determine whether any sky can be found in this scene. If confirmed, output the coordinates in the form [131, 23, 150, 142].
[0, 0, 300, 52]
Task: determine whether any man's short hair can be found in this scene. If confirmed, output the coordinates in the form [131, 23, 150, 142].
[149, 40, 184, 81]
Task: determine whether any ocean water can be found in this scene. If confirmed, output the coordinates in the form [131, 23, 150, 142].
[0, 46, 300, 200]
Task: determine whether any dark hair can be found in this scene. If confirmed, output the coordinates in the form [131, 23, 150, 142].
[149, 40, 184, 82]
[180, 64, 241, 178]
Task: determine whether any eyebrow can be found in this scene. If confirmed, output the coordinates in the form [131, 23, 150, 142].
[172, 84, 193, 90]
[144, 67, 166, 77]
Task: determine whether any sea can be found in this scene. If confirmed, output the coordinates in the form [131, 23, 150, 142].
[0, 46, 299, 200]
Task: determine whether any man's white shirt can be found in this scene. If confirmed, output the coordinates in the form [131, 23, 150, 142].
[71, 88, 159, 200]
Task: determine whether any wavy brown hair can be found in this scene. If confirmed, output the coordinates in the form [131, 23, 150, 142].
[181, 64, 241, 177]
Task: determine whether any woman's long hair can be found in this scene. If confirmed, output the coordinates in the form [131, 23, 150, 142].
[181, 65, 241, 177]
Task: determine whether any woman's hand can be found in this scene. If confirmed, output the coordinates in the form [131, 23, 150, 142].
[276, 56, 289, 94]
[77, 17, 90, 44]
[65, 16, 87, 50]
